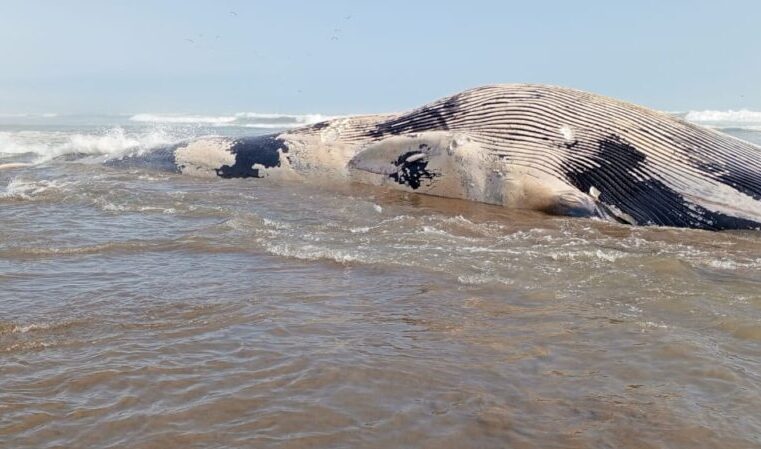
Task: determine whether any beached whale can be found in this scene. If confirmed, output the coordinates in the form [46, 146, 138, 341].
[114, 84, 761, 230]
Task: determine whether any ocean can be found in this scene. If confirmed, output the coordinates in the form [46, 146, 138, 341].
[1, 109, 761, 448]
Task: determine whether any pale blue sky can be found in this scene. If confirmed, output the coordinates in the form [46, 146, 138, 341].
[1, 0, 759, 114]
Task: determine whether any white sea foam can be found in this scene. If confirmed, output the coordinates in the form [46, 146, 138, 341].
[457, 273, 514, 286]
[548, 249, 627, 263]
[129, 114, 238, 125]
[0, 131, 54, 155]
[0, 128, 179, 161]
[684, 109, 761, 124]
[1, 178, 70, 200]
[3, 178, 33, 199]
[64, 128, 175, 156]
[264, 242, 365, 264]
[10, 322, 52, 333]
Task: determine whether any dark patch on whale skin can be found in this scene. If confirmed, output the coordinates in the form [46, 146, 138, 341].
[389, 145, 438, 190]
[565, 135, 761, 230]
[307, 121, 331, 131]
[563, 140, 579, 150]
[215, 135, 285, 179]
[370, 96, 459, 138]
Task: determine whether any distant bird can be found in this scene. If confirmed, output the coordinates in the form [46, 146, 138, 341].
[229, 10, 237, 16]
[344, 14, 352, 20]
[185, 38, 195, 44]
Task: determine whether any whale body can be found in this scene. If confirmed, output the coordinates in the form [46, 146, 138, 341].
[115, 84, 761, 230]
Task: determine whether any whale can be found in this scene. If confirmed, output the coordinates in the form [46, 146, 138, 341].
[112, 84, 761, 231]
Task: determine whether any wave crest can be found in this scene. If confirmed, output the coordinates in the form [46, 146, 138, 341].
[0, 128, 179, 161]
[685, 109, 761, 123]
[129, 112, 334, 128]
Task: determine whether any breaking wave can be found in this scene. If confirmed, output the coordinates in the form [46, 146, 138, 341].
[685, 109, 761, 123]
[129, 112, 334, 128]
[680, 110, 761, 132]
[0, 128, 180, 162]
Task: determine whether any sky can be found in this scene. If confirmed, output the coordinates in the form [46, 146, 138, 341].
[0, 0, 760, 114]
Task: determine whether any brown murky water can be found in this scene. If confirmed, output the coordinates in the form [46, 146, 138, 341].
[1, 123, 760, 448]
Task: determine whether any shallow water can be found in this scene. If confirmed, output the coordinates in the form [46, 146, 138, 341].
[1, 119, 761, 448]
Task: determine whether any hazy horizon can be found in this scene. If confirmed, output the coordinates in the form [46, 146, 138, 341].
[1, 0, 760, 115]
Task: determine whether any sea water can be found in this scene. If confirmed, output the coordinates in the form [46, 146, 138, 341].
[1, 110, 760, 448]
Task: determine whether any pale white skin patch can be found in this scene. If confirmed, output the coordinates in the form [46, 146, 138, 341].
[501, 165, 598, 215]
[347, 132, 487, 200]
[633, 156, 761, 224]
[681, 182, 761, 224]
[174, 138, 235, 177]
[347, 131, 595, 215]
[278, 116, 388, 182]
[560, 125, 575, 145]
